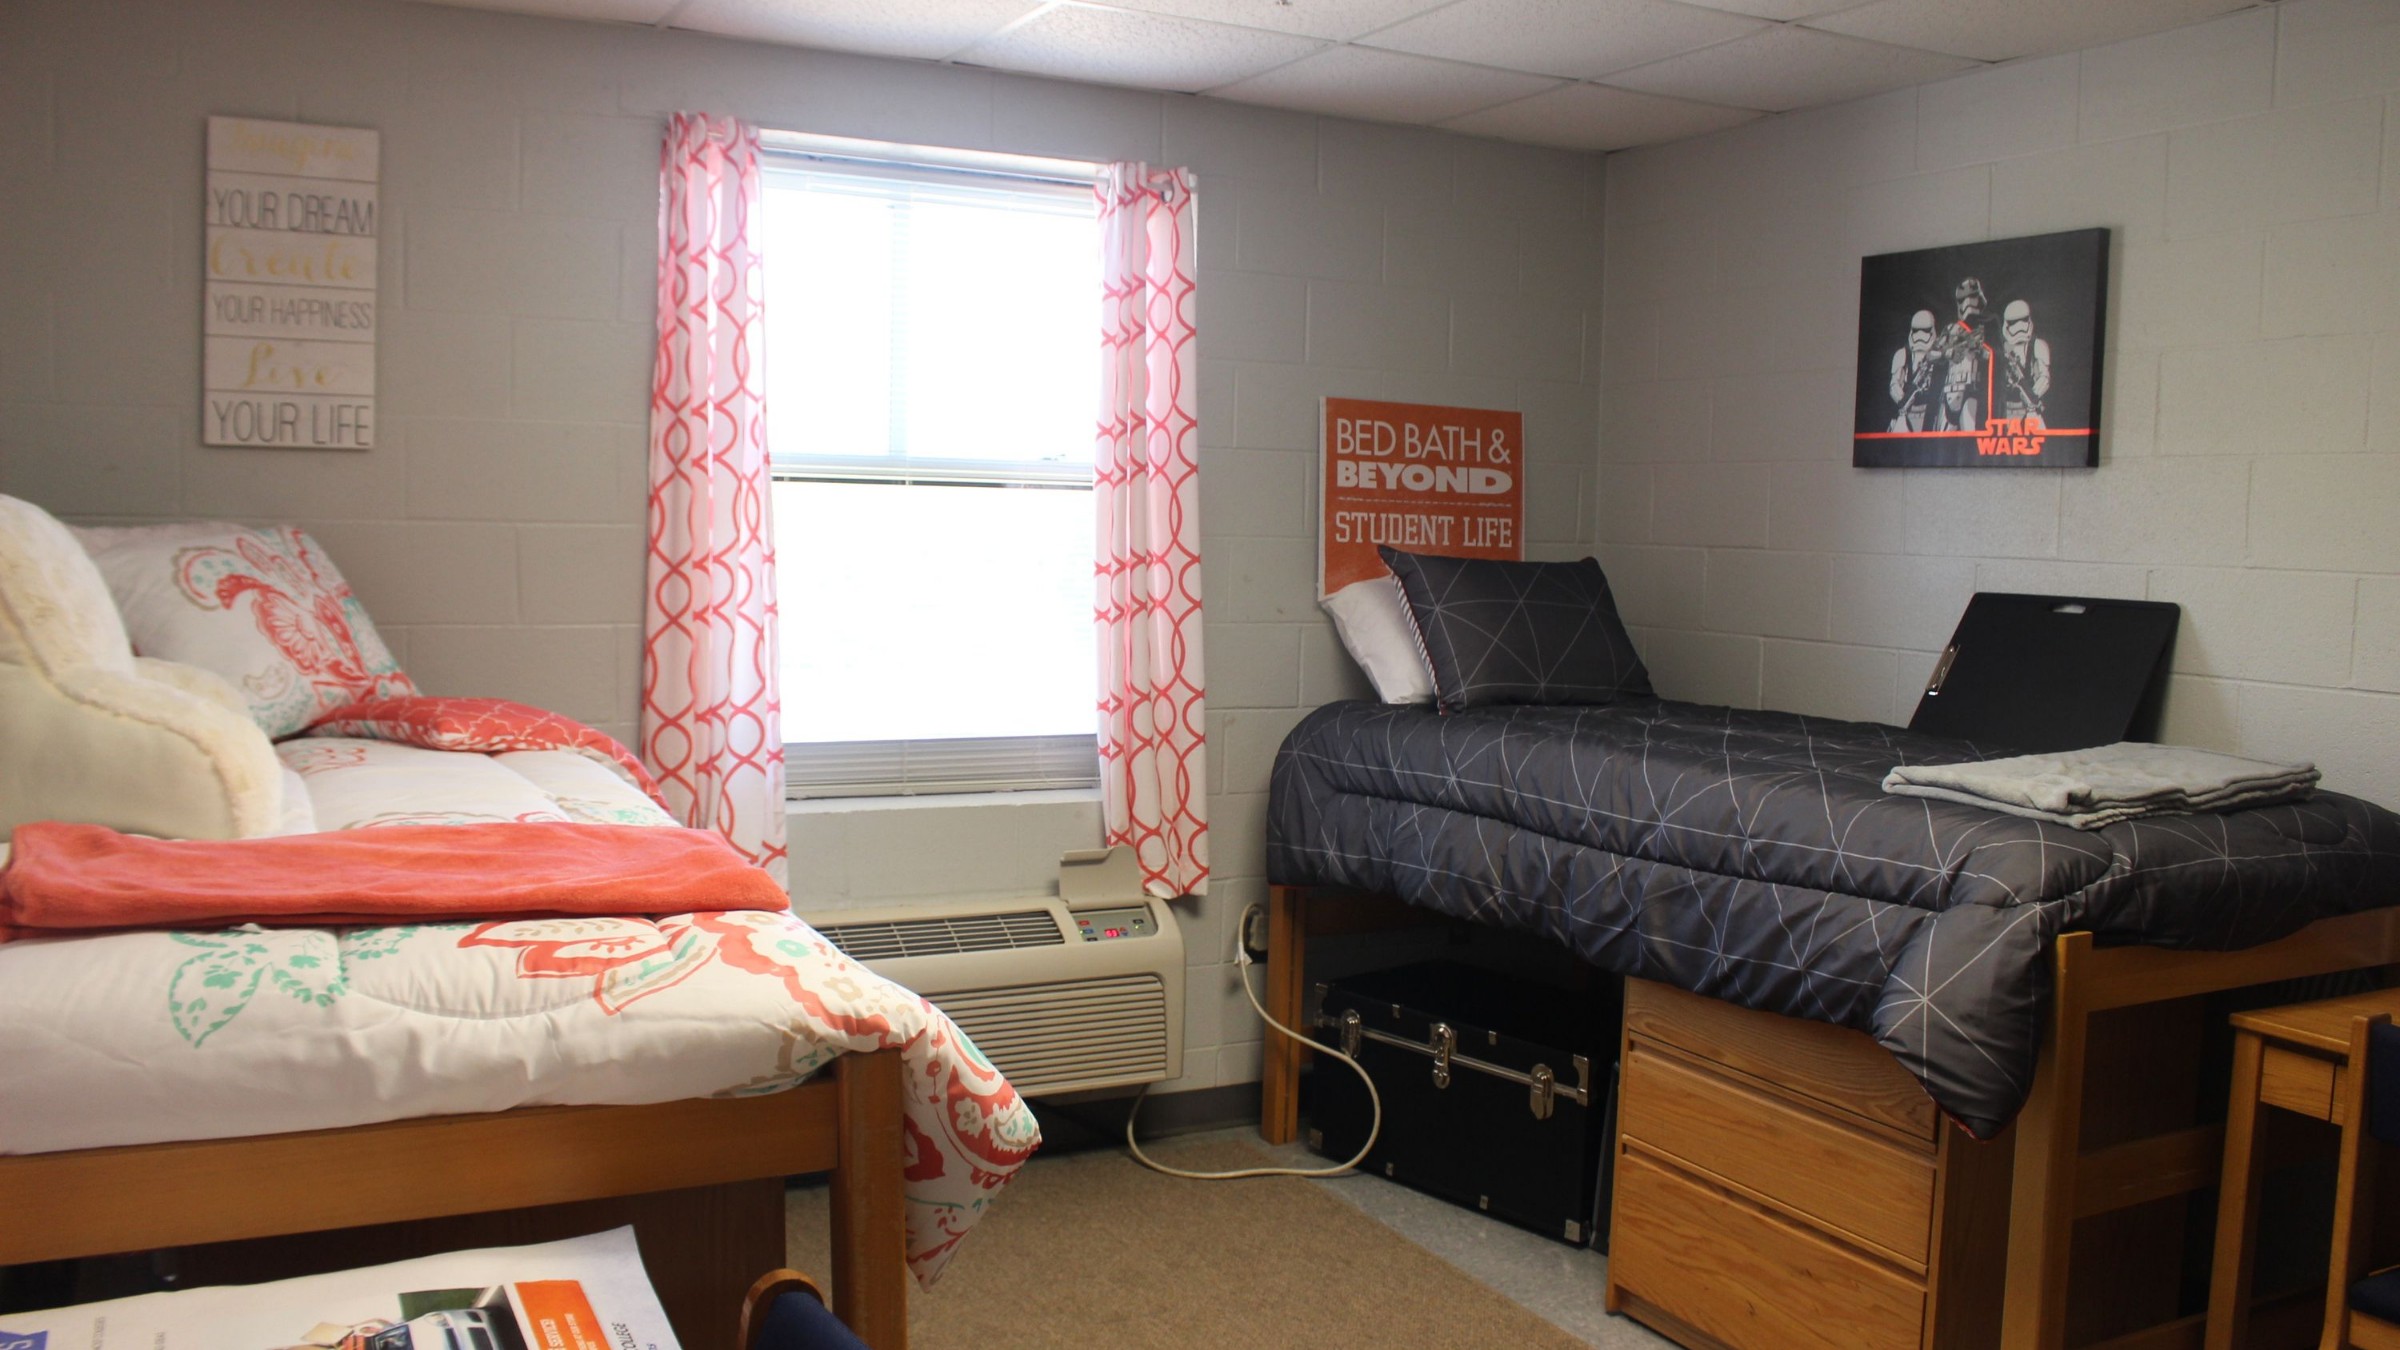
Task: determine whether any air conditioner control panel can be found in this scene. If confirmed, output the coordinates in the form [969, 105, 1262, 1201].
[1073, 904, 1158, 942]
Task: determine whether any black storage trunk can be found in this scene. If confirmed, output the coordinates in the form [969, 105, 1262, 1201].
[1306, 961, 1620, 1248]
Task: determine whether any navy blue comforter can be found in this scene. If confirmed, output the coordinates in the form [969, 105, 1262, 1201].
[1267, 699, 2400, 1138]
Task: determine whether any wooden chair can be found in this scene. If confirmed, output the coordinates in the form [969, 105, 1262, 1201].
[2327, 1014, 2400, 1350]
[742, 1268, 873, 1350]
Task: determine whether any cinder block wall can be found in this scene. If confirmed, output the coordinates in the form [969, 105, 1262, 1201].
[0, 0, 1605, 1095]
[1597, 0, 2400, 803]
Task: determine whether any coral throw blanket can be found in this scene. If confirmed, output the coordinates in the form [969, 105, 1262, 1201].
[0, 821, 786, 941]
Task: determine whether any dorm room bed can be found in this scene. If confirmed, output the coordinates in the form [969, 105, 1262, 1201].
[1263, 697, 2400, 1350]
[0, 738, 1039, 1349]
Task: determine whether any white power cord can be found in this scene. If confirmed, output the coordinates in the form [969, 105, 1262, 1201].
[1125, 902, 1384, 1181]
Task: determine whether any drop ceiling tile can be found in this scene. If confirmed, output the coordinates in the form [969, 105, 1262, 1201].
[1606, 24, 1979, 112]
[954, 4, 1330, 94]
[1806, 0, 2259, 63]
[1441, 82, 1760, 151]
[1213, 44, 1561, 122]
[1096, 0, 1461, 41]
[1360, 0, 1769, 82]
[411, 0, 678, 22]
[669, 0, 1044, 61]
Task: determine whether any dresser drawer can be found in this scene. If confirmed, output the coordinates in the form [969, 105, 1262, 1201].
[1612, 1147, 1926, 1350]
[1622, 1037, 1936, 1269]
[1624, 977, 1937, 1141]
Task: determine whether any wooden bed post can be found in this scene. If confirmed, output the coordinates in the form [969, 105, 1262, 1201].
[1261, 885, 1310, 1145]
[831, 1047, 909, 1350]
[2001, 931, 2092, 1350]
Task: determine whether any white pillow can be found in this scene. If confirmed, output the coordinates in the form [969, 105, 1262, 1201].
[75, 521, 415, 738]
[1320, 575, 1435, 705]
[0, 495, 284, 839]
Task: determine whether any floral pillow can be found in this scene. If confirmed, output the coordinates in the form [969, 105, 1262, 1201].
[75, 522, 416, 739]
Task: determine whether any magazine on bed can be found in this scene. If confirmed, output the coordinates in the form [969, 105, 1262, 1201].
[0, 1228, 675, 1350]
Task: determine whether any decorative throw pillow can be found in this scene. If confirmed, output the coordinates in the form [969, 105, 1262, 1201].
[1379, 547, 1653, 714]
[75, 522, 415, 739]
[1319, 574, 1435, 705]
[0, 495, 285, 840]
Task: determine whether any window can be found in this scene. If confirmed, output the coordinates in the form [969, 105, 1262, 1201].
[760, 138, 1101, 799]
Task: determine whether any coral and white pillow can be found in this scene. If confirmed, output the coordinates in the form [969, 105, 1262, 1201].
[75, 523, 415, 739]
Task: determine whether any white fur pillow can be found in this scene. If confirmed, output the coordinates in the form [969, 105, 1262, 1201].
[75, 521, 415, 738]
[0, 496, 285, 839]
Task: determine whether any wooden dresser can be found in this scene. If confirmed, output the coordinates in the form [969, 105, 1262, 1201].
[1607, 979, 2013, 1350]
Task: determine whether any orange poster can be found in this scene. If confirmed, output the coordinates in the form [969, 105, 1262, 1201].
[1319, 397, 1525, 597]
[513, 1279, 610, 1350]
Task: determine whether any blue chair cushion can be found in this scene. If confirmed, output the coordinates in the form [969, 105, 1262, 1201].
[2371, 1021, 2400, 1147]
[2352, 1267, 2400, 1324]
[753, 1290, 872, 1350]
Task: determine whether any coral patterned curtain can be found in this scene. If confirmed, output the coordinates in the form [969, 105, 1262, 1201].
[641, 113, 786, 886]
[1096, 163, 1207, 899]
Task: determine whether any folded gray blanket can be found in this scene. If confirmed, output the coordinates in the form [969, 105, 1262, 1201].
[1882, 741, 2319, 829]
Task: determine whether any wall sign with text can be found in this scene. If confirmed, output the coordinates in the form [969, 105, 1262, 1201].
[1318, 397, 1525, 600]
[203, 116, 379, 450]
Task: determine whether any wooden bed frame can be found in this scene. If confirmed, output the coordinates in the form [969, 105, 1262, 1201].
[0, 1047, 911, 1349]
[1262, 885, 2400, 1350]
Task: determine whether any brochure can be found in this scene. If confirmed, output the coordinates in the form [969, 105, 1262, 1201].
[0, 1227, 678, 1350]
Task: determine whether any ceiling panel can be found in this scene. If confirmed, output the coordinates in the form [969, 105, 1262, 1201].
[1605, 23, 1979, 111]
[1806, 0, 2260, 64]
[1441, 81, 1760, 150]
[1213, 45, 1562, 122]
[1361, 0, 1768, 81]
[409, 0, 679, 23]
[1095, 0, 1461, 41]
[953, 5, 1328, 94]
[669, 0, 1043, 62]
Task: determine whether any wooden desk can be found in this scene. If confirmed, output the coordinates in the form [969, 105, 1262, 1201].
[2205, 993, 2400, 1350]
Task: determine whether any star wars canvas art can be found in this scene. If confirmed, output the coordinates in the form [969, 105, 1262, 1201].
[1852, 227, 2108, 468]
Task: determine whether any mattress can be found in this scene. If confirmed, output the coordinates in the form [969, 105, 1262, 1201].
[0, 738, 1037, 1284]
[1268, 699, 2400, 1138]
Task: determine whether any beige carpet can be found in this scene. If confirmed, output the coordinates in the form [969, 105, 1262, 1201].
[785, 1140, 1593, 1350]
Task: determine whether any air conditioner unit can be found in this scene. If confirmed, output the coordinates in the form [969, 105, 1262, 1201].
[803, 848, 1183, 1097]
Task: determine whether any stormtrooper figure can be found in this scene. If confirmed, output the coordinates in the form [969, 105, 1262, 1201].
[1888, 309, 1938, 432]
[1935, 349, 1982, 431]
[1998, 298, 2051, 426]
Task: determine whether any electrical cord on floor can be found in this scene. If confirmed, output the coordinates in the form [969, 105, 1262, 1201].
[1125, 902, 1383, 1181]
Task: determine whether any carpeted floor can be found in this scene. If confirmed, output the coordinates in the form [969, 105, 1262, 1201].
[785, 1139, 1595, 1350]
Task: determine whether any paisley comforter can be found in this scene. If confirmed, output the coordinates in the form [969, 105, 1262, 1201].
[0, 735, 1038, 1284]
[1268, 699, 2400, 1138]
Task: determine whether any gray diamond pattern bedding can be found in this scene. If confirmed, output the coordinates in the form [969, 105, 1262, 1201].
[1267, 698, 2400, 1139]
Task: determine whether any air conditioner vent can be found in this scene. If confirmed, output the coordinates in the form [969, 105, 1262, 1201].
[934, 975, 1170, 1096]
[818, 910, 1064, 963]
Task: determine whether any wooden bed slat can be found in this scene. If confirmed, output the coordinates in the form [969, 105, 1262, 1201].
[2072, 1125, 2224, 1219]
[2078, 909, 2400, 1012]
[0, 1080, 841, 1267]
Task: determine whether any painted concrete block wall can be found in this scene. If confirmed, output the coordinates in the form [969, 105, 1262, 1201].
[0, 0, 1605, 1095]
[1599, 0, 2400, 805]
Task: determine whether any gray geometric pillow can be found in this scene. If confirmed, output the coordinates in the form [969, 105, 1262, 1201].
[1379, 548, 1653, 714]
